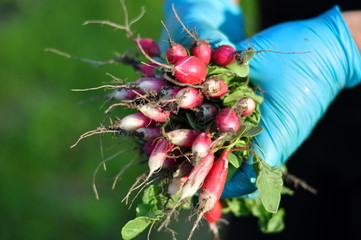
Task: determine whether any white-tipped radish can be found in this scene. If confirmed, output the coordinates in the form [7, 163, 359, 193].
[120, 112, 154, 131]
[192, 132, 212, 160]
[181, 151, 214, 199]
[166, 129, 201, 147]
[138, 104, 171, 122]
[204, 200, 222, 240]
[187, 149, 229, 240]
[143, 141, 157, 155]
[237, 97, 256, 117]
[176, 87, 204, 109]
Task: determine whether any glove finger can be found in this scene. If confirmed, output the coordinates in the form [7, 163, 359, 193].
[221, 162, 257, 198]
[159, 0, 245, 52]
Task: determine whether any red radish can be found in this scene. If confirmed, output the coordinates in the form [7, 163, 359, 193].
[112, 88, 140, 101]
[168, 174, 189, 196]
[191, 40, 212, 65]
[166, 43, 189, 64]
[215, 107, 241, 133]
[187, 149, 229, 240]
[173, 56, 207, 84]
[181, 151, 214, 199]
[136, 39, 207, 85]
[119, 112, 154, 131]
[165, 129, 201, 147]
[204, 200, 222, 240]
[138, 78, 169, 92]
[213, 45, 236, 66]
[138, 104, 171, 122]
[237, 97, 256, 117]
[192, 132, 212, 160]
[202, 78, 229, 98]
[196, 103, 218, 122]
[137, 62, 158, 77]
[131, 38, 160, 57]
[135, 127, 161, 141]
[176, 87, 204, 109]
[143, 140, 157, 155]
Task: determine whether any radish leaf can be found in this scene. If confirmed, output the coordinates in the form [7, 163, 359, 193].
[254, 159, 283, 213]
[121, 217, 153, 240]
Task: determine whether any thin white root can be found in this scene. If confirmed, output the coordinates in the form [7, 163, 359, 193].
[92, 146, 138, 199]
[186, 212, 204, 240]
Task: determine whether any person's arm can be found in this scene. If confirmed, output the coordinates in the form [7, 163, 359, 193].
[343, 11, 361, 52]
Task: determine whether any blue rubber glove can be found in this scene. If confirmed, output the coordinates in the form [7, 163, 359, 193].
[222, 6, 361, 198]
[159, 0, 245, 52]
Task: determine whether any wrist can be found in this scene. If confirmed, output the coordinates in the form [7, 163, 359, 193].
[342, 11, 361, 53]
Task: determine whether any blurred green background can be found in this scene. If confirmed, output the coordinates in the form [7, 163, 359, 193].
[0, 0, 257, 239]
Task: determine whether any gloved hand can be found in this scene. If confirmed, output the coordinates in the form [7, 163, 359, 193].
[222, 6, 361, 198]
[160, 1, 361, 198]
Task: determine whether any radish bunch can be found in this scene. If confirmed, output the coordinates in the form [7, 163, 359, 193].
[68, 2, 270, 240]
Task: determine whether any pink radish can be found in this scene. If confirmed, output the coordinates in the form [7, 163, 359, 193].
[148, 138, 173, 174]
[215, 107, 241, 133]
[176, 87, 204, 109]
[181, 151, 214, 199]
[191, 40, 212, 65]
[165, 129, 201, 147]
[213, 45, 236, 66]
[131, 38, 160, 57]
[202, 78, 229, 98]
[135, 127, 161, 141]
[196, 103, 218, 122]
[192, 132, 212, 160]
[237, 97, 256, 117]
[187, 149, 229, 240]
[138, 104, 170, 122]
[119, 112, 154, 131]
